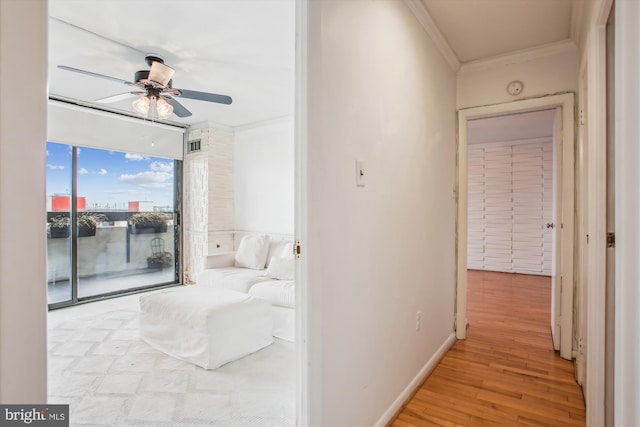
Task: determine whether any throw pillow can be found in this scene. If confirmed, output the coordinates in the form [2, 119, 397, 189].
[264, 255, 295, 280]
[235, 234, 271, 270]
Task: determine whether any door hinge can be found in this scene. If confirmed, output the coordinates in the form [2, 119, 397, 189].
[579, 109, 585, 125]
[294, 240, 302, 259]
[607, 232, 615, 248]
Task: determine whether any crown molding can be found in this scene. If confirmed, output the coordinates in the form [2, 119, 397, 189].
[188, 120, 234, 133]
[458, 39, 577, 74]
[233, 115, 294, 132]
[403, 0, 461, 72]
[594, 0, 613, 25]
[188, 115, 294, 134]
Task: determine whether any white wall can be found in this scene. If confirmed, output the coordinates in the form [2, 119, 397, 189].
[0, 0, 48, 403]
[305, 1, 456, 425]
[457, 46, 578, 109]
[234, 117, 294, 235]
[615, 1, 640, 425]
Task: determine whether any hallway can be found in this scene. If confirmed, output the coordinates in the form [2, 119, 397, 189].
[392, 270, 585, 426]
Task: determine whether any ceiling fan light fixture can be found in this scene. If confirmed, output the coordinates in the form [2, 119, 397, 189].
[58, 55, 232, 121]
[155, 97, 174, 119]
[132, 95, 173, 120]
[132, 95, 151, 116]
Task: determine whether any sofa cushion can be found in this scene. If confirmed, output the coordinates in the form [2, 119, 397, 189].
[235, 234, 271, 270]
[198, 267, 269, 293]
[249, 280, 295, 309]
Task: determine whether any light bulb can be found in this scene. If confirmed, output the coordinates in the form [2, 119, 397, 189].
[132, 96, 151, 116]
[155, 97, 174, 119]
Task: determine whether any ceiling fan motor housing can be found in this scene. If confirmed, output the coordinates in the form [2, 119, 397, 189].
[145, 55, 164, 66]
[134, 70, 172, 88]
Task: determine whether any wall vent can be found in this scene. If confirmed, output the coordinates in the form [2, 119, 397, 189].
[187, 139, 201, 153]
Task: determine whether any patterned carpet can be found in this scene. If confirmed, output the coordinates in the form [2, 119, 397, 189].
[48, 308, 295, 426]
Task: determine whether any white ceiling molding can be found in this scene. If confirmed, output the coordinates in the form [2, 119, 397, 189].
[458, 39, 577, 74]
[188, 120, 234, 133]
[234, 115, 293, 132]
[594, 0, 614, 25]
[570, 0, 584, 44]
[403, 0, 461, 72]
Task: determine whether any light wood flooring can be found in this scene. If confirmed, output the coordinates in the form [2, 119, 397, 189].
[391, 270, 586, 426]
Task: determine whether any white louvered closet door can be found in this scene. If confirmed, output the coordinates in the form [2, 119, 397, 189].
[467, 140, 552, 276]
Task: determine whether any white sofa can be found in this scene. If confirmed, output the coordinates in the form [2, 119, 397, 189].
[197, 234, 295, 342]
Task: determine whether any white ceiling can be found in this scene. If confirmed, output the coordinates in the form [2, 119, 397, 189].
[48, 0, 295, 127]
[421, 0, 574, 63]
[49, 0, 572, 127]
[467, 109, 556, 145]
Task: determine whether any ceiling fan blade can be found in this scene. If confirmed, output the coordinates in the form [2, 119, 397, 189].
[175, 89, 232, 105]
[95, 92, 144, 104]
[58, 65, 138, 87]
[163, 96, 192, 118]
[148, 61, 175, 88]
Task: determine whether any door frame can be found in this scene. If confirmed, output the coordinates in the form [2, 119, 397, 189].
[294, 0, 310, 425]
[456, 93, 575, 361]
[583, 3, 612, 424]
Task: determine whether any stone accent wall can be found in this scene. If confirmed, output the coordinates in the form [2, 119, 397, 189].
[183, 125, 235, 279]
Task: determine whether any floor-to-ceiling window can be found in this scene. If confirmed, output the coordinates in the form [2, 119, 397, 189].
[47, 142, 181, 307]
[47, 100, 185, 308]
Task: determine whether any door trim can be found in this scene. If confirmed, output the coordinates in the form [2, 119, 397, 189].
[294, 0, 310, 425]
[585, 24, 608, 427]
[456, 94, 575, 361]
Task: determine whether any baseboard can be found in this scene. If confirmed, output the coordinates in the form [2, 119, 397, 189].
[374, 333, 457, 427]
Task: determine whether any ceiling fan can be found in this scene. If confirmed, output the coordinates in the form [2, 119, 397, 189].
[58, 55, 232, 120]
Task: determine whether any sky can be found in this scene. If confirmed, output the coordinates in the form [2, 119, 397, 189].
[46, 142, 175, 210]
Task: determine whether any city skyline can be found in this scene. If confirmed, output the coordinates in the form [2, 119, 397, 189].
[46, 142, 175, 210]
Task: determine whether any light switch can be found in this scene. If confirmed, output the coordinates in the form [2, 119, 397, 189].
[356, 160, 365, 187]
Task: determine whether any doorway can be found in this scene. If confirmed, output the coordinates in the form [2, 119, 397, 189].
[456, 93, 575, 360]
[466, 109, 556, 277]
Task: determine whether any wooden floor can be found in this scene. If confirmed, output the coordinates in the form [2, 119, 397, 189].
[391, 270, 586, 426]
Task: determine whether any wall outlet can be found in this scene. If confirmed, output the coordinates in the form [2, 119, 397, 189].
[415, 311, 422, 331]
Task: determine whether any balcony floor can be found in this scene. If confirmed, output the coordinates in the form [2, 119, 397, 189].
[48, 268, 176, 304]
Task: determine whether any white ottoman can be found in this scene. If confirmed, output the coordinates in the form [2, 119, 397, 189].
[139, 286, 273, 369]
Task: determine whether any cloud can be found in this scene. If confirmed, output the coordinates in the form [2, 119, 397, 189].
[150, 161, 174, 172]
[119, 171, 172, 189]
[78, 168, 89, 174]
[96, 169, 107, 175]
[47, 164, 64, 170]
[104, 188, 141, 195]
[125, 153, 150, 161]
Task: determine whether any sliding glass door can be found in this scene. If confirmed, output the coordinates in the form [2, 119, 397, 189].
[46, 142, 180, 307]
[46, 142, 73, 304]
